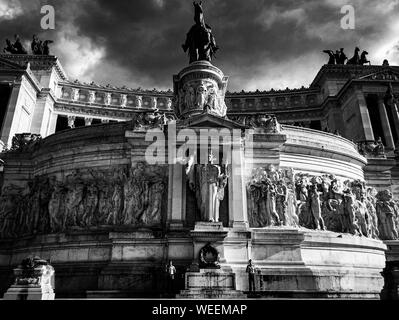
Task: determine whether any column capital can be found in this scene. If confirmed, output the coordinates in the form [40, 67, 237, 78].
[84, 117, 93, 126]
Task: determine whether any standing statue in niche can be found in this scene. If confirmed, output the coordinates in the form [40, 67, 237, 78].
[182, 1, 219, 63]
[186, 151, 229, 222]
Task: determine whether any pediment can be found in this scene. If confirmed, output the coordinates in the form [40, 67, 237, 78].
[0, 57, 27, 71]
[177, 112, 246, 129]
[357, 68, 399, 81]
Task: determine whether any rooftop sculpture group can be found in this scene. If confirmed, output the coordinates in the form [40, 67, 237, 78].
[3, 34, 53, 55]
[323, 47, 370, 65]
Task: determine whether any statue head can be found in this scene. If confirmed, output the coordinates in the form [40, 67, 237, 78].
[377, 189, 393, 202]
[136, 161, 146, 171]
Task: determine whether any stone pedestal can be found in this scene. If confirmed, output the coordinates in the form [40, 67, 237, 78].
[3, 286, 55, 300]
[3, 257, 55, 300]
[177, 269, 245, 299]
[177, 222, 245, 298]
[188, 222, 228, 271]
[381, 240, 399, 300]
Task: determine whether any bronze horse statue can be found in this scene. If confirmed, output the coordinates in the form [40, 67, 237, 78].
[359, 51, 371, 65]
[182, 1, 219, 64]
[347, 47, 360, 65]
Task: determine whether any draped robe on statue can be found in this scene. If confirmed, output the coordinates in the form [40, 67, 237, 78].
[187, 162, 227, 222]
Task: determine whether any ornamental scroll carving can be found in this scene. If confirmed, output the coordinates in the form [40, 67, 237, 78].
[0, 163, 168, 238]
[247, 167, 399, 240]
[131, 111, 176, 130]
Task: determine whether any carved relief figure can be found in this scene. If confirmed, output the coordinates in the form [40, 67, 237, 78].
[308, 177, 326, 230]
[365, 188, 379, 239]
[82, 184, 99, 227]
[246, 168, 398, 238]
[205, 85, 217, 112]
[195, 82, 208, 109]
[136, 95, 143, 108]
[88, 91, 96, 103]
[104, 93, 112, 106]
[48, 182, 66, 232]
[184, 85, 195, 110]
[0, 165, 168, 238]
[376, 190, 399, 240]
[72, 88, 80, 101]
[266, 182, 281, 226]
[342, 190, 361, 235]
[120, 94, 127, 108]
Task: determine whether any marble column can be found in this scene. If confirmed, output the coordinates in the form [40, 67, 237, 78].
[356, 91, 375, 141]
[378, 97, 395, 150]
[30, 90, 55, 137]
[168, 164, 185, 230]
[120, 94, 127, 108]
[1, 82, 22, 147]
[386, 99, 399, 143]
[228, 133, 248, 230]
[47, 112, 58, 136]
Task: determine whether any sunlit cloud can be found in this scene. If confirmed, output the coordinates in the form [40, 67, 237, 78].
[0, 0, 23, 20]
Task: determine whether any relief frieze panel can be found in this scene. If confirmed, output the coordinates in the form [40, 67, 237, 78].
[0, 163, 168, 238]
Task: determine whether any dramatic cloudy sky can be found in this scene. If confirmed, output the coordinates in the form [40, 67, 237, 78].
[0, 0, 398, 91]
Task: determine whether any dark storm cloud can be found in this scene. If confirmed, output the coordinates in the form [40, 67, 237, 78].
[1, 0, 398, 91]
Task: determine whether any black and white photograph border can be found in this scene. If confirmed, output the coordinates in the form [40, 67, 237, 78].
[0, 0, 398, 308]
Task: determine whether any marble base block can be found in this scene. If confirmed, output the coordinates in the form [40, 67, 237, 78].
[177, 269, 245, 299]
[3, 285, 55, 300]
